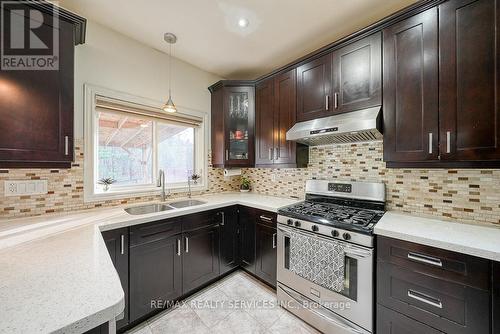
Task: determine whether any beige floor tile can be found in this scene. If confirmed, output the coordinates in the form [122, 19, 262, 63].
[210, 309, 267, 334]
[149, 306, 210, 334]
[268, 310, 320, 334]
[188, 287, 235, 327]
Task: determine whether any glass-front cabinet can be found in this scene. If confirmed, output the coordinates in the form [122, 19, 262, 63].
[209, 81, 255, 167]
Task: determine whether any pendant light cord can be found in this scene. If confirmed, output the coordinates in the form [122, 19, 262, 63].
[168, 42, 172, 98]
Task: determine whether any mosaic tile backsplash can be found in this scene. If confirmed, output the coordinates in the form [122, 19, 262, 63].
[0, 140, 240, 218]
[1, 140, 499, 227]
[242, 141, 500, 226]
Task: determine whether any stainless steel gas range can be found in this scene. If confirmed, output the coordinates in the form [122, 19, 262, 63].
[276, 180, 385, 334]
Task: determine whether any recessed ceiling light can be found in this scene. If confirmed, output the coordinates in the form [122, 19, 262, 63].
[238, 18, 249, 28]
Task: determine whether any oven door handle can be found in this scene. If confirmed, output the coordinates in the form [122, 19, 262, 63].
[278, 284, 368, 334]
[344, 247, 372, 259]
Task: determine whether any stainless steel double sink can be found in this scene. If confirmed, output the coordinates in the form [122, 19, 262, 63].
[124, 199, 206, 215]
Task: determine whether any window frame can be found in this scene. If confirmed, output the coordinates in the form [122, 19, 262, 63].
[84, 84, 209, 202]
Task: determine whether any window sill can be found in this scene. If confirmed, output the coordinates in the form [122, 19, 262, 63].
[84, 183, 208, 203]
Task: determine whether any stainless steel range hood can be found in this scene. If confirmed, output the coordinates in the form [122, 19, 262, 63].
[286, 106, 383, 146]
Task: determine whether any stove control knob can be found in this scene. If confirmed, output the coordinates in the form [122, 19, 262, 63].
[332, 230, 339, 237]
[287, 219, 294, 226]
[294, 221, 301, 227]
[311, 225, 319, 232]
[343, 232, 351, 241]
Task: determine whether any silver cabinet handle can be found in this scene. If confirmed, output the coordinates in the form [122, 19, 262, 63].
[177, 239, 181, 256]
[259, 215, 273, 222]
[220, 211, 225, 226]
[325, 95, 329, 110]
[407, 252, 443, 267]
[185, 236, 189, 253]
[428, 133, 433, 154]
[334, 92, 339, 109]
[275, 147, 280, 160]
[446, 131, 451, 153]
[64, 136, 69, 156]
[272, 233, 277, 249]
[269, 148, 273, 161]
[120, 235, 125, 255]
[408, 289, 443, 309]
[225, 149, 229, 160]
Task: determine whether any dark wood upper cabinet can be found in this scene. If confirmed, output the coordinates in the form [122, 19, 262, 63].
[383, 7, 440, 163]
[101, 228, 129, 330]
[0, 3, 85, 168]
[255, 78, 275, 166]
[439, 0, 500, 162]
[296, 53, 333, 122]
[255, 69, 301, 167]
[274, 69, 297, 166]
[209, 81, 255, 168]
[332, 32, 382, 113]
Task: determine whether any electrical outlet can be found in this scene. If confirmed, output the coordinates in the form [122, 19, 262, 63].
[4, 180, 48, 197]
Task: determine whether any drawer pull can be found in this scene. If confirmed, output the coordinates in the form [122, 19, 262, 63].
[272, 233, 277, 249]
[177, 239, 181, 256]
[120, 234, 125, 255]
[259, 215, 273, 222]
[407, 289, 443, 309]
[185, 236, 189, 253]
[407, 252, 443, 267]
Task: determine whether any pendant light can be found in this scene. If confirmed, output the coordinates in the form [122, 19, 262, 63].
[163, 33, 177, 113]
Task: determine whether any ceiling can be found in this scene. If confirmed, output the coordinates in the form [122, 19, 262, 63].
[59, 0, 419, 79]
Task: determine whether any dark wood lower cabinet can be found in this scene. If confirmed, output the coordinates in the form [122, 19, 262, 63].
[102, 205, 278, 330]
[83, 322, 109, 334]
[101, 228, 129, 330]
[219, 207, 240, 274]
[129, 233, 182, 322]
[493, 262, 500, 334]
[377, 236, 492, 334]
[239, 206, 257, 274]
[255, 218, 277, 287]
[182, 224, 220, 294]
[377, 304, 443, 334]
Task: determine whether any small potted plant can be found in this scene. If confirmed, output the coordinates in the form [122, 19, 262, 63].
[190, 173, 201, 184]
[98, 177, 116, 192]
[240, 176, 251, 193]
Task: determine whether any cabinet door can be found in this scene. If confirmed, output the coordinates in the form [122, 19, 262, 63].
[332, 32, 381, 114]
[210, 87, 225, 167]
[255, 220, 277, 287]
[439, 0, 500, 161]
[383, 8, 439, 163]
[296, 53, 333, 121]
[494, 262, 500, 334]
[377, 304, 443, 334]
[255, 78, 275, 166]
[239, 206, 256, 274]
[224, 86, 255, 167]
[102, 228, 129, 329]
[274, 69, 297, 166]
[219, 207, 240, 275]
[182, 225, 220, 294]
[0, 8, 74, 168]
[129, 234, 182, 322]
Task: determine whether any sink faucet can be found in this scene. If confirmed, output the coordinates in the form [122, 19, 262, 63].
[157, 169, 168, 201]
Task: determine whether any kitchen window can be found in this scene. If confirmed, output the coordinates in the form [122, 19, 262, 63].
[84, 85, 208, 202]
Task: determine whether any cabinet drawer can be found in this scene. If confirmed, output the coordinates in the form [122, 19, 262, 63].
[377, 304, 443, 334]
[255, 209, 277, 227]
[130, 218, 181, 246]
[182, 209, 222, 232]
[377, 261, 490, 334]
[377, 236, 489, 289]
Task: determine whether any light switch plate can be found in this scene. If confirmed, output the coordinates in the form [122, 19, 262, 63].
[4, 180, 48, 197]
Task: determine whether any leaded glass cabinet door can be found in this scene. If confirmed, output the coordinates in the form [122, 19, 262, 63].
[223, 86, 255, 167]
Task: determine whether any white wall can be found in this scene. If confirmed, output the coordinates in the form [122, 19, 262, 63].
[73, 20, 221, 138]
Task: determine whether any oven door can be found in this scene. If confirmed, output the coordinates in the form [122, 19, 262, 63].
[277, 224, 374, 332]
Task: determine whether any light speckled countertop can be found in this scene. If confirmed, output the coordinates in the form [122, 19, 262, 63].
[375, 212, 500, 262]
[0, 192, 300, 334]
